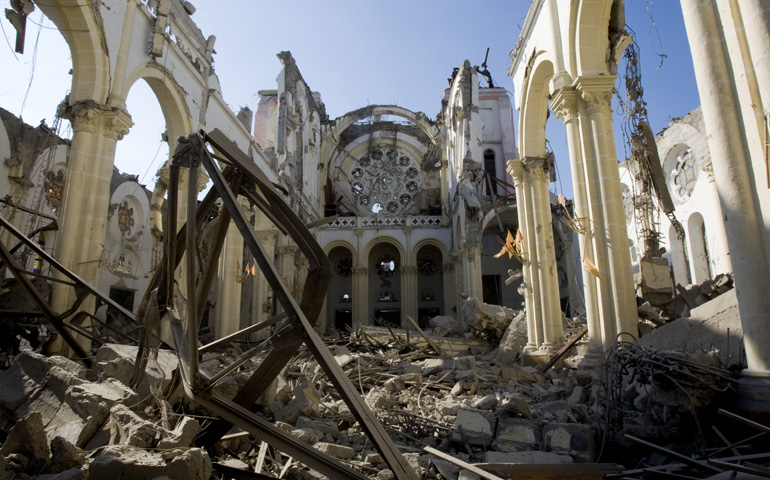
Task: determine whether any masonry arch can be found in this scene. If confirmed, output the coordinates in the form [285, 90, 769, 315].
[574, 1, 616, 75]
[519, 59, 554, 159]
[327, 245, 355, 332]
[333, 106, 439, 143]
[365, 238, 404, 327]
[34, 1, 110, 103]
[414, 243, 444, 327]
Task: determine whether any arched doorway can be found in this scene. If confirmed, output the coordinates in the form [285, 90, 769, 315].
[416, 245, 444, 327]
[328, 246, 354, 332]
[369, 243, 401, 327]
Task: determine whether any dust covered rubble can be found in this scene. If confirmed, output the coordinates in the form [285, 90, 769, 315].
[0, 297, 734, 479]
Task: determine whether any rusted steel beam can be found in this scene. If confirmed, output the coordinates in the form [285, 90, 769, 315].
[169, 131, 417, 480]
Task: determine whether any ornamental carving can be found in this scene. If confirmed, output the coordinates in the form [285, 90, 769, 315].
[44, 169, 64, 215]
[417, 254, 438, 276]
[347, 147, 424, 216]
[335, 255, 352, 277]
[118, 200, 135, 237]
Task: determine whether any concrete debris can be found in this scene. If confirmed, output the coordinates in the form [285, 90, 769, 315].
[0, 292, 760, 479]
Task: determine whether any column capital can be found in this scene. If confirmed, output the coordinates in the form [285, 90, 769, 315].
[401, 265, 418, 275]
[276, 245, 299, 255]
[551, 87, 579, 123]
[507, 158, 524, 184]
[574, 75, 615, 116]
[352, 266, 368, 276]
[60, 100, 134, 138]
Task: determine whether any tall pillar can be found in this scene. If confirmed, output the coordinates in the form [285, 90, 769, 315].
[401, 266, 418, 326]
[353, 266, 368, 328]
[50, 102, 132, 354]
[551, 88, 602, 357]
[215, 218, 244, 338]
[443, 261, 456, 318]
[508, 159, 540, 351]
[578, 78, 637, 341]
[525, 157, 563, 348]
[467, 243, 483, 301]
[681, 0, 770, 404]
[702, 162, 732, 275]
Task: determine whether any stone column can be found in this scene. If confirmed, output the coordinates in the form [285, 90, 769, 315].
[443, 261, 456, 319]
[50, 102, 132, 354]
[467, 242, 483, 301]
[401, 266, 418, 327]
[578, 79, 637, 342]
[252, 212, 277, 340]
[352, 266, 368, 329]
[552, 88, 602, 357]
[526, 157, 563, 349]
[507, 159, 540, 351]
[703, 163, 732, 275]
[681, 0, 770, 405]
[215, 218, 243, 338]
[353, 228, 366, 327]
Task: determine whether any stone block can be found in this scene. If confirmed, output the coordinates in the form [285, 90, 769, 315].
[472, 394, 498, 410]
[0, 411, 51, 471]
[277, 382, 321, 423]
[89, 445, 212, 480]
[110, 403, 163, 448]
[421, 358, 452, 376]
[314, 442, 355, 460]
[453, 355, 476, 370]
[364, 452, 384, 465]
[157, 416, 201, 450]
[291, 427, 323, 444]
[494, 416, 539, 452]
[495, 310, 528, 365]
[542, 423, 595, 462]
[49, 436, 87, 474]
[451, 408, 496, 446]
[296, 416, 339, 437]
[429, 316, 458, 336]
[91, 343, 180, 402]
[501, 395, 531, 418]
[436, 398, 463, 416]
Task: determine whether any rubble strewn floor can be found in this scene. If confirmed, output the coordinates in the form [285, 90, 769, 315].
[1, 291, 769, 479]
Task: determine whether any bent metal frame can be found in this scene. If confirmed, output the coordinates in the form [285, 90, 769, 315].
[0, 129, 418, 480]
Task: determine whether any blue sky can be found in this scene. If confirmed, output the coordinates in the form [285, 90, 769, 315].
[1, 0, 699, 199]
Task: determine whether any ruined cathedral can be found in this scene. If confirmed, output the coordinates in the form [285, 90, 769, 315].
[1, 0, 770, 478]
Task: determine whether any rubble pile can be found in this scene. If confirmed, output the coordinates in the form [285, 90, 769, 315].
[0, 299, 758, 479]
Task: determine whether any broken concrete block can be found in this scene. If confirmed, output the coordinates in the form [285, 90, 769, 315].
[432, 458, 458, 479]
[89, 445, 212, 480]
[450, 378, 478, 396]
[314, 442, 355, 460]
[472, 394, 498, 410]
[296, 416, 339, 437]
[277, 382, 321, 423]
[90, 343, 180, 402]
[364, 452, 384, 465]
[495, 310, 528, 365]
[376, 469, 395, 480]
[500, 366, 537, 383]
[291, 427, 324, 444]
[494, 416, 540, 452]
[365, 388, 390, 410]
[0, 411, 51, 471]
[157, 416, 201, 450]
[542, 423, 595, 462]
[451, 407, 496, 446]
[484, 450, 573, 464]
[501, 395, 531, 418]
[110, 403, 164, 448]
[421, 358, 452, 376]
[384, 373, 422, 393]
[567, 385, 587, 404]
[436, 398, 463, 416]
[49, 436, 87, 474]
[429, 315, 458, 336]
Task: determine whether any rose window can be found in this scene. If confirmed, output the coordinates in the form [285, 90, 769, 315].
[375, 254, 398, 277]
[346, 147, 423, 216]
[335, 255, 352, 277]
[417, 255, 438, 276]
[669, 147, 698, 202]
[118, 200, 135, 236]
